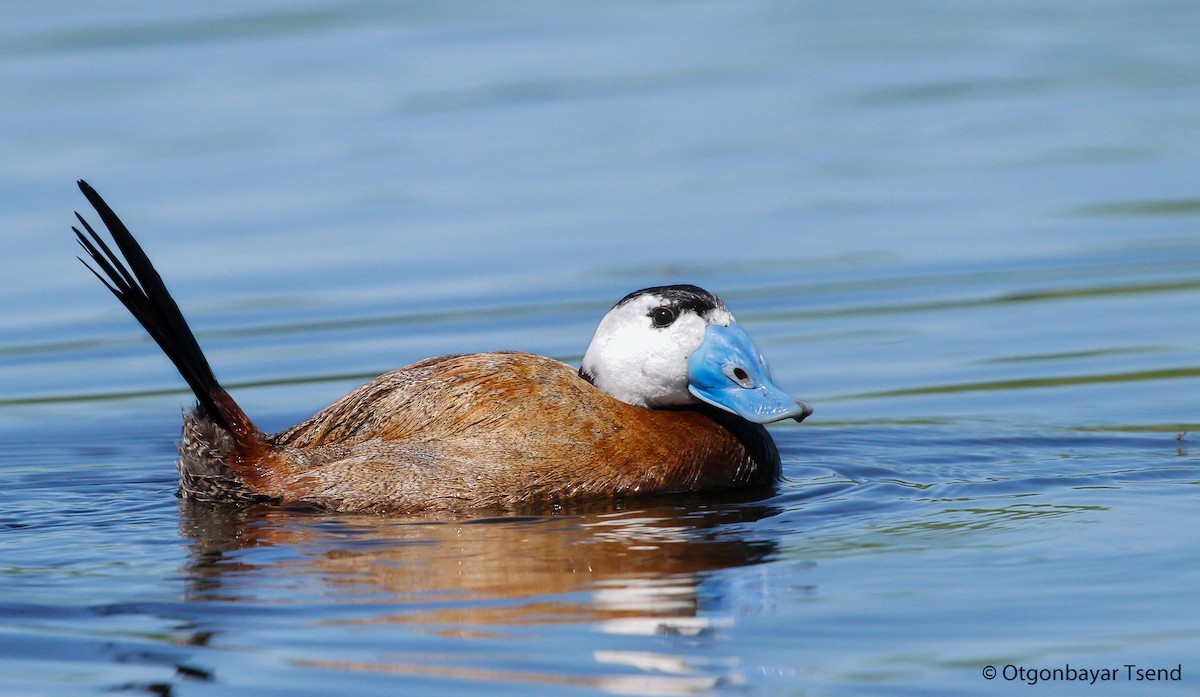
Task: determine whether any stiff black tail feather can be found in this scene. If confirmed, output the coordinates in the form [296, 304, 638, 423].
[73, 180, 256, 439]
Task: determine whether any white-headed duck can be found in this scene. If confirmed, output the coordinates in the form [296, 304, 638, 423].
[72, 181, 811, 513]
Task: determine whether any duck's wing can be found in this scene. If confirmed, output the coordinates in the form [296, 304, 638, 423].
[267, 352, 577, 447]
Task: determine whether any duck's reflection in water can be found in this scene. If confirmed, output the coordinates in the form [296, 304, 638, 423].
[179, 493, 782, 695]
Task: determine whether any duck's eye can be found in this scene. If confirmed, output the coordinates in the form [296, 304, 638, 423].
[649, 306, 677, 328]
[726, 365, 755, 389]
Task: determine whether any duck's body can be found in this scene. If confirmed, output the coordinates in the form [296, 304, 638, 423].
[182, 352, 777, 512]
[72, 181, 808, 514]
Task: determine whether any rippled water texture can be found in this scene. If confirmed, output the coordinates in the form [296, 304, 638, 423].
[2, 2, 1199, 695]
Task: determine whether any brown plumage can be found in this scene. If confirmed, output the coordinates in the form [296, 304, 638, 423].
[180, 353, 777, 513]
[73, 181, 799, 515]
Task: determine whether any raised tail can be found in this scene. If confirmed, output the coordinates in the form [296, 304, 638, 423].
[73, 180, 259, 444]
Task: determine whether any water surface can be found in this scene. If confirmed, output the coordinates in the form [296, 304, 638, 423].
[2, 2, 1199, 695]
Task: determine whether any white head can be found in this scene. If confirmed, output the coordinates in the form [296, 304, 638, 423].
[580, 285, 733, 408]
[579, 285, 811, 423]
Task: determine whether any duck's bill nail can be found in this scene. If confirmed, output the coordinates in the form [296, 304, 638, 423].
[686, 323, 811, 424]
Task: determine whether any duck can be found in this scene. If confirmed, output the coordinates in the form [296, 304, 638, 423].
[71, 180, 812, 514]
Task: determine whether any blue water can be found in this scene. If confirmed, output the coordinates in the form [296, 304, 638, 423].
[2, 2, 1199, 695]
